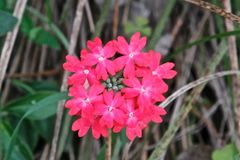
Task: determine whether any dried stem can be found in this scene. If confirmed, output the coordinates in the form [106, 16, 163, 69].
[222, 0, 240, 151]
[183, 0, 240, 23]
[1, 37, 23, 104]
[105, 129, 112, 160]
[85, 0, 95, 33]
[49, 0, 87, 160]
[113, 0, 119, 38]
[0, 0, 28, 90]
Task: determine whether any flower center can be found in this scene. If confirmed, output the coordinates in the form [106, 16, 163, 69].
[84, 98, 90, 103]
[140, 87, 146, 93]
[129, 53, 134, 58]
[152, 71, 157, 75]
[129, 112, 134, 118]
[108, 106, 113, 112]
[83, 69, 89, 74]
[98, 56, 104, 61]
[102, 72, 125, 92]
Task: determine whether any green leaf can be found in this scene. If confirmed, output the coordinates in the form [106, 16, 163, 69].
[5, 91, 53, 108]
[20, 13, 33, 35]
[26, 7, 69, 49]
[31, 117, 55, 142]
[5, 91, 68, 120]
[0, 121, 33, 160]
[4, 92, 68, 160]
[212, 143, 239, 160]
[26, 80, 59, 91]
[136, 16, 148, 26]
[29, 27, 60, 49]
[0, 10, 18, 36]
[11, 79, 36, 94]
[0, 1, 6, 10]
[97, 144, 106, 160]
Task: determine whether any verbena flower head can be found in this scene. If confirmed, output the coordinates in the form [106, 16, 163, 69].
[63, 32, 177, 140]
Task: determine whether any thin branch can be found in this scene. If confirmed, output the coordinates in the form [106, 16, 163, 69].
[222, 0, 240, 151]
[85, 0, 95, 33]
[105, 129, 112, 160]
[183, 0, 240, 23]
[0, 0, 28, 90]
[49, 0, 87, 160]
[113, 0, 119, 38]
[160, 70, 240, 108]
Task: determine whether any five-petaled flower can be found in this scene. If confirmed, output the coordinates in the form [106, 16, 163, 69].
[63, 32, 177, 141]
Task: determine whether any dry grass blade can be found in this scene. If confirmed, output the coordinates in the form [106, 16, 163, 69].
[49, 0, 87, 160]
[0, 0, 28, 90]
[150, 41, 229, 159]
[183, 0, 240, 23]
[150, 70, 240, 160]
[222, 0, 240, 151]
[160, 70, 240, 108]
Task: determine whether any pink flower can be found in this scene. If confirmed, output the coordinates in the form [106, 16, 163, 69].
[94, 90, 126, 128]
[65, 84, 104, 116]
[72, 116, 108, 139]
[114, 32, 148, 78]
[136, 50, 177, 79]
[122, 77, 168, 107]
[63, 55, 98, 85]
[82, 37, 116, 80]
[64, 32, 177, 141]
[126, 120, 147, 140]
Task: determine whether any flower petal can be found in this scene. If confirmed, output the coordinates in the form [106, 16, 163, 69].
[124, 60, 135, 78]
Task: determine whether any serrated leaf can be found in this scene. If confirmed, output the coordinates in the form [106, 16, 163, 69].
[0, 10, 18, 36]
[29, 27, 60, 49]
[212, 143, 238, 160]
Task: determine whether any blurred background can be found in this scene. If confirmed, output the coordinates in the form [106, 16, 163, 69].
[0, 0, 240, 159]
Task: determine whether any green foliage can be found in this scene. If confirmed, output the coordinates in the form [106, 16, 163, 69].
[29, 27, 60, 50]
[26, 7, 69, 49]
[0, 10, 18, 36]
[3, 92, 68, 160]
[124, 16, 152, 38]
[5, 91, 56, 118]
[11, 79, 36, 94]
[26, 80, 59, 91]
[212, 144, 239, 160]
[20, 13, 33, 35]
[0, 0, 6, 10]
[0, 121, 33, 160]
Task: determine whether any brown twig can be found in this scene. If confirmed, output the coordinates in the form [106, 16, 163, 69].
[105, 129, 112, 160]
[21, 40, 32, 77]
[183, 0, 240, 23]
[1, 37, 23, 104]
[38, 46, 48, 79]
[113, 0, 119, 38]
[49, 0, 87, 160]
[85, 0, 95, 33]
[7, 68, 59, 78]
[0, 0, 28, 90]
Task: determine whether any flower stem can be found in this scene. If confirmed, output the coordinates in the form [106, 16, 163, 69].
[105, 129, 112, 160]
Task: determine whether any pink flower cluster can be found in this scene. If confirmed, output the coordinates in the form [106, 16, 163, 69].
[63, 32, 176, 140]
